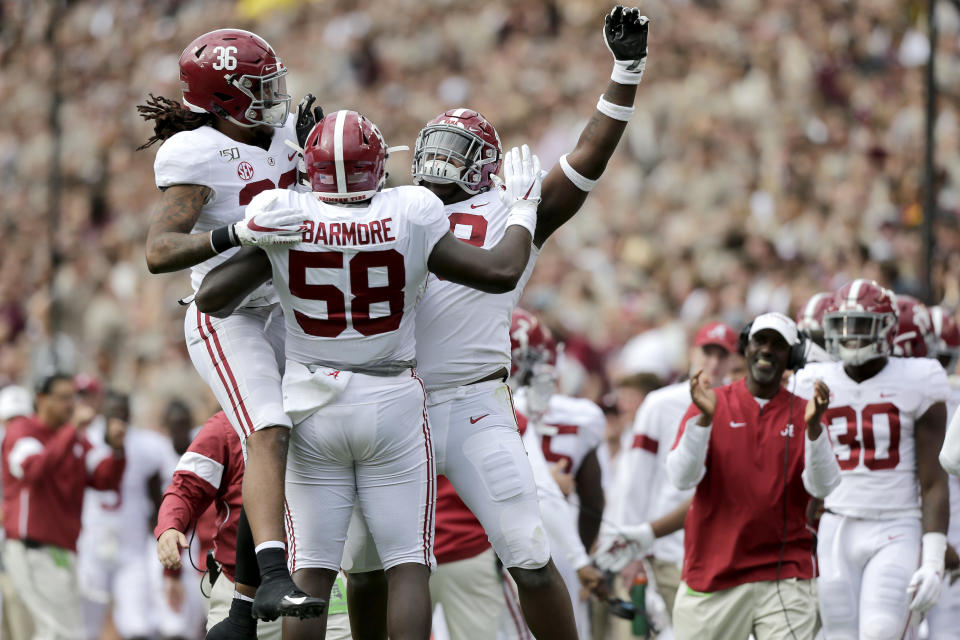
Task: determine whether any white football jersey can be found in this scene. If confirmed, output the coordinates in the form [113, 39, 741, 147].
[610, 381, 694, 565]
[414, 189, 539, 392]
[80, 422, 179, 552]
[946, 377, 960, 545]
[252, 186, 448, 368]
[153, 115, 299, 305]
[515, 391, 605, 477]
[795, 357, 949, 519]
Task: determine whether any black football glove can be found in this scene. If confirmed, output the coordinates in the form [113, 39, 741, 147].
[604, 6, 649, 79]
[295, 93, 324, 148]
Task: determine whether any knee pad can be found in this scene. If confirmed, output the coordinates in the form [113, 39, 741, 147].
[818, 577, 857, 634]
[861, 616, 907, 640]
[496, 503, 550, 570]
[860, 566, 911, 640]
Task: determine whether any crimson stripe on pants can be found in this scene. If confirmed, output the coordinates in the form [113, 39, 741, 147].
[196, 308, 250, 437]
[203, 313, 256, 434]
[412, 371, 435, 566]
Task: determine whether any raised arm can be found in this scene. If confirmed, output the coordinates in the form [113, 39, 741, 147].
[428, 145, 541, 293]
[194, 247, 272, 318]
[535, 6, 649, 247]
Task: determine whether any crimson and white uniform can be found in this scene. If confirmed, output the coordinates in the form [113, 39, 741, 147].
[411, 188, 546, 572]
[795, 357, 949, 639]
[610, 381, 694, 570]
[507, 393, 603, 638]
[250, 185, 448, 572]
[153, 116, 300, 440]
[77, 423, 178, 639]
[925, 377, 960, 638]
[155, 411, 285, 639]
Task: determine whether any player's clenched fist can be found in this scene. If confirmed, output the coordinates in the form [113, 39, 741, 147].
[804, 378, 830, 438]
[157, 528, 188, 570]
[604, 6, 649, 84]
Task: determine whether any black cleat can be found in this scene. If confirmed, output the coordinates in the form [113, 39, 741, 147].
[206, 615, 257, 640]
[251, 575, 327, 621]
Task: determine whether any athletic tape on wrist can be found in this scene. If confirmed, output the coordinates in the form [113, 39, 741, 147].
[611, 59, 645, 85]
[210, 225, 238, 254]
[921, 532, 948, 569]
[506, 205, 538, 236]
[597, 96, 635, 122]
[559, 154, 597, 192]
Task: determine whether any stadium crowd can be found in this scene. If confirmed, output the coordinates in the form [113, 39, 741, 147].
[1, 0, 960, 638]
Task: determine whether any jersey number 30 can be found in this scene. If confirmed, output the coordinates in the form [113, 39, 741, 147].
[288, 249, 405, 337]
[823, 403, 901, 471]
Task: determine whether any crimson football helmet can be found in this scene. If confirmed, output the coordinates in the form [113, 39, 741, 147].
[179, 29, 291, 127]
[510, 309, 559, 417]
[412, 109, 502, 194]
[795, 292, 832, 348]
[304, 110, 387, 203]
[892, 294, 934, 358]
[823, 279, 899, 366]
[930, 306, 960, 372]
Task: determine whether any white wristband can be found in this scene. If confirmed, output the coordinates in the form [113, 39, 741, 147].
[506, 204, 537, 236]
[611, 58, 645, 85]
[597, 96, 635, 122]
[559, 154, 597, 192]
[921, 532, 947, 572]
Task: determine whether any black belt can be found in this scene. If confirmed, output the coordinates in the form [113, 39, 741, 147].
[20, 538, 45, 549]
[468, 367, 509, 385]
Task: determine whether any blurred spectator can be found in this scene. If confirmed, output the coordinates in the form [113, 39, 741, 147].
[76, 390, 179, 640]
[0, 384, 34, 640]
[0, 0, 955, 416]
[1, 374, 126, 639]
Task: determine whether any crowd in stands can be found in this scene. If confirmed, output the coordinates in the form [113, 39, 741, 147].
[0, 0, 956, 438]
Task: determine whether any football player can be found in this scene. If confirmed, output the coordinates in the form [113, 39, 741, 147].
[346, 8, 650, 639]
[892, 294, 935, 359]
[194, 109, 544, 640]
[795, 280, 950, 639]
[925, 306, 960, 638]
[596, 321, 739, 627]
[76, 392, 181, 640]
[506, 309, 606, 638]
[137, 28, 326, 629]
[796, 291, 834, 363]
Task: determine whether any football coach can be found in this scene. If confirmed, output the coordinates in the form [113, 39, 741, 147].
[666, 312, 841, 639]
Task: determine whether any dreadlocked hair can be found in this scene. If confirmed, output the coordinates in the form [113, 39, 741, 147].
[136, 94, 215, 150]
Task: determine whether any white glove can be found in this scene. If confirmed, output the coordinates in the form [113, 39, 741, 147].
[491, 144, 541, 235]
[594, 522, 655, 573]
[236, 195, 305, 247]
[907, 532, 947, 614]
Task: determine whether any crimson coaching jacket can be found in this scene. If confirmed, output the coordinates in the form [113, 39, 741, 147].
[155, 411, 243, 581]
[671, 378, 815, 592]
[2, 415, 125, 551]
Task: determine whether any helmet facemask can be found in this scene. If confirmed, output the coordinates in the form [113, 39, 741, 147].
[824, 311, 896, 366]
[412, 124, 499, 194]
[230, 64, 291, 127]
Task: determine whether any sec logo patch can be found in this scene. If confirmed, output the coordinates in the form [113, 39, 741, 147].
[237, 161, 255, 181]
